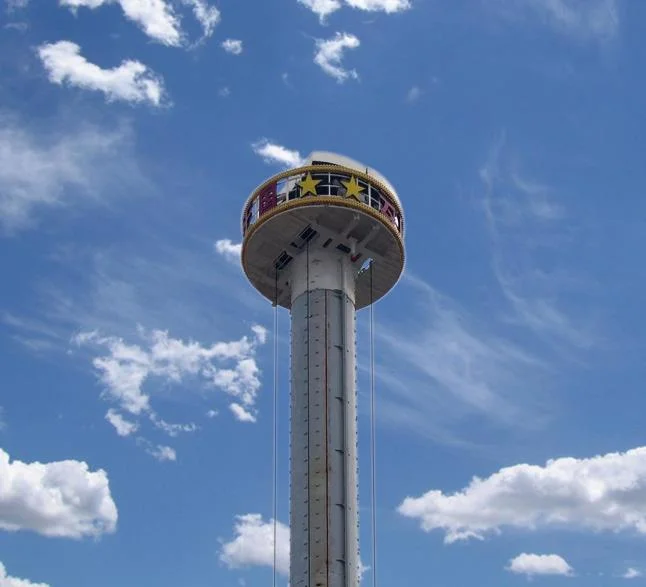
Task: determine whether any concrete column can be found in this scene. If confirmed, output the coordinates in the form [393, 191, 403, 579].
[289, 248, 359, 587]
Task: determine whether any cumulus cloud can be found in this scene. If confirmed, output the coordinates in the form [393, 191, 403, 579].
[229, 402, 256, 423]
[220, 514, 367, 579]
[0, 448, 117, 538]
[105, 408, 138, 436]
[0, 562, 49, 587]
[0, 114, 144, 235]
[314, 33, 360, 82]
[623, 568, 643, 579]
[214, 239, 242, 264]
[74, 325, 267, 433]
[38, 41, 166, 106]
[298, 0, 342, 21]
[299, 0, 410, 21]
[220, 514, 290, 576]
[507, 553, 573, 577]
[221, 39, 243, 54]
[60, 0, 182, 46]
[251, 139, 304, 168]
[398, 445, 646, 543]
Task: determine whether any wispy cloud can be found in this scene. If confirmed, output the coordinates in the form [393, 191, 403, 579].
[490, 0, 620, 42]
[314, 32, 360, 82]
[481, 134, 596, 352]
[38, 41, 167, 106]
[406, 85, 422, 103]
[60, 0, 220, 46]
[182, 0, 220, 42]
[251, 139, 304, 168]
[623, 567, 643, 579]
[0, 113, 147, 234]
[374, 271, 547, 444]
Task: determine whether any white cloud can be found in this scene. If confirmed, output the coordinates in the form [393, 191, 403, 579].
[398, 445, 646, 543]
[182, 0, 220, 41]
[221, 39, 243, 55]
[299, 0, 410, 21]
[220, 514, 367, 580]
[0, 114, 144, 235]
[624, 568, 643, 579]
[149, 413, 198, 437]
[105, 408, 138, 436]
[251, 139, 304, 168]
[229, 402, 256, 423]
[345, 0, 410, 12]
[0, 562, 49, 587]
[298, 0, 342, 21]
[314, 32, 360, 82]
[214, 239, 242, 264]
[38, 41, 166, 106]
[147, 444, 176, 462]
[75, 325, 267, 427]
[507, 553, 574, 577]
[492, 0, 619, 41]
[481, 135, 594, 351]
[377, 272, 545, 444]
[220, 514, 290, 576]
[60, 0, 221, 45]
[60, 0, 182, 46]
[406, 85, 422, 102]
[5, 0, 29, 10]
[0, 448, 117, 538]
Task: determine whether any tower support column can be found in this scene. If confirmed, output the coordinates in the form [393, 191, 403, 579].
[290, 248, 359, 587]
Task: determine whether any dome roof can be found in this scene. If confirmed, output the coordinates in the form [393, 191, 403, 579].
[304, 151, 402, 212]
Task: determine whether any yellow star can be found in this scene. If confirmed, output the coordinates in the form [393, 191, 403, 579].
[341, 175, 365, 201]
[298, 173, 321, 197]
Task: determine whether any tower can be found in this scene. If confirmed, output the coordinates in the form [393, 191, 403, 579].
[241, 152, 405, 587]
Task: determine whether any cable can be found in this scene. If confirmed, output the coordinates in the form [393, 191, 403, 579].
[369, 260, 377, 587]
[272, 269, 278, 587]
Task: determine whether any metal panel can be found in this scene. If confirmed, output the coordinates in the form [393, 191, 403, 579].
[291, 285, 359, 587]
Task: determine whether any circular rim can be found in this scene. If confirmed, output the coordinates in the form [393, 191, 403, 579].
[241, 196, 405, 300]
[241, 163, 405, 237]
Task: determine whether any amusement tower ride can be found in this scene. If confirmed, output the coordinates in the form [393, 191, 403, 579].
[241, 152, 405, 587]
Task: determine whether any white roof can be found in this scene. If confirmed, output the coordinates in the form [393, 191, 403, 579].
[305, 151, 402, 210]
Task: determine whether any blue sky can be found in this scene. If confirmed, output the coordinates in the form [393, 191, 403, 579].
[1, 0, 646, 585]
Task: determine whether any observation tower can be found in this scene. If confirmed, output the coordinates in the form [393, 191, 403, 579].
[241, 152, 405, 587]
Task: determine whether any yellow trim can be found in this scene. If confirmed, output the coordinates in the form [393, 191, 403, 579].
[241, 164, 405, 235]
[241, 196, 405, 285]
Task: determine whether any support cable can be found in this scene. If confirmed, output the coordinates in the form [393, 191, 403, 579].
[272, 269, 278, 587]
[369, 260, 378, 587]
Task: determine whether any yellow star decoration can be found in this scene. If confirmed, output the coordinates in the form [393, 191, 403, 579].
[341, 175, 365, 201]
[298, 173, 321, 197]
